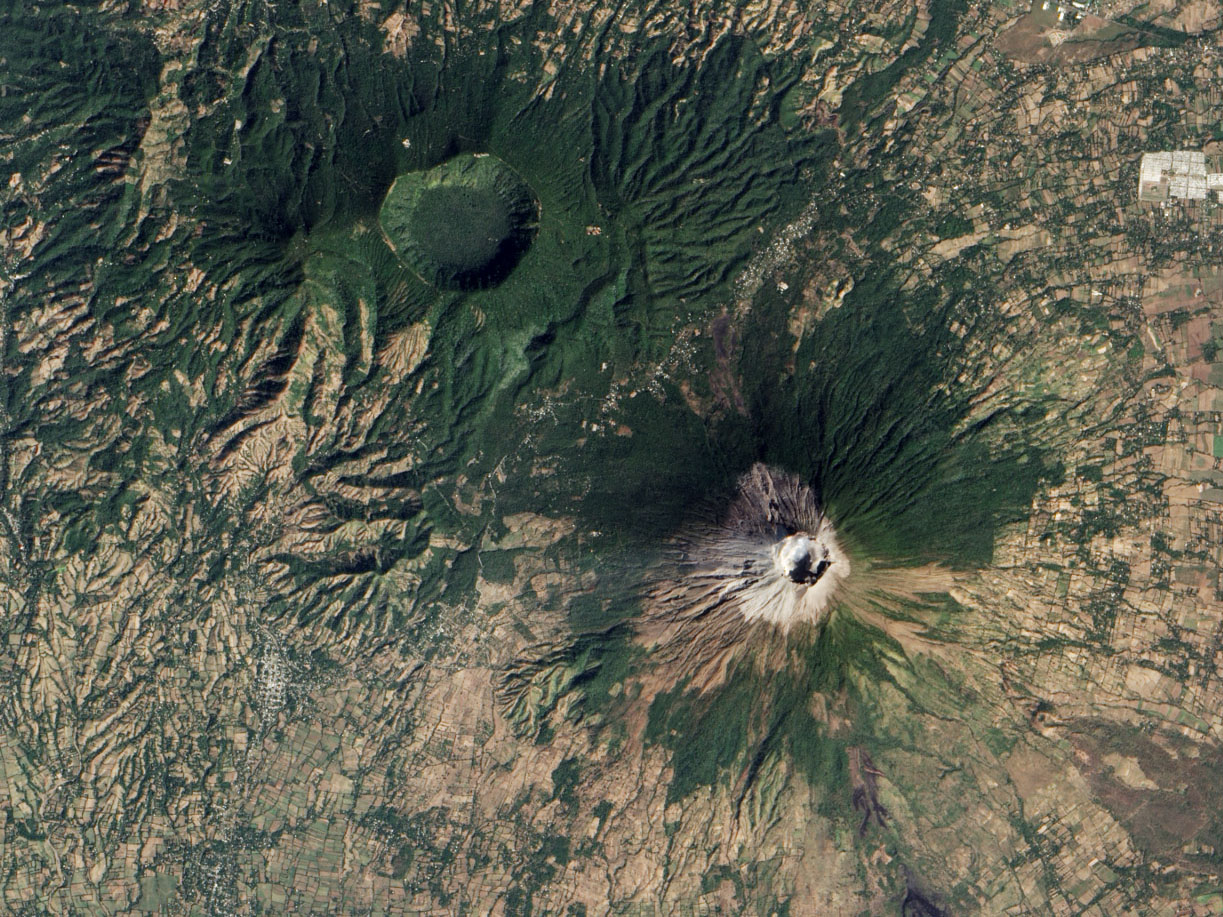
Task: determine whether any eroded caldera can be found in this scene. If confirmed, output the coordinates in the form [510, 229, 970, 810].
[380, 153, 539, 291]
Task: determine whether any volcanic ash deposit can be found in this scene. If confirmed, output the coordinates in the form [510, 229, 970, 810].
[649, 463, 851, 641]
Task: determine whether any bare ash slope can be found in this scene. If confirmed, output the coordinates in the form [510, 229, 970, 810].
[4, 0, 1223, 914]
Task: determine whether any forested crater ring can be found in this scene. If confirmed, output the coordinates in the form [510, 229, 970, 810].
[379, 153, 539, 291]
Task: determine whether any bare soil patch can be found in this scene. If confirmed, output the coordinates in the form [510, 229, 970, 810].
[996, 12, 1139, 65]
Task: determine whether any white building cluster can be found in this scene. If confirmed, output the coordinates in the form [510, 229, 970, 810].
[1139, 151, 1223, 203]
[1039, 0, 1095, 24]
